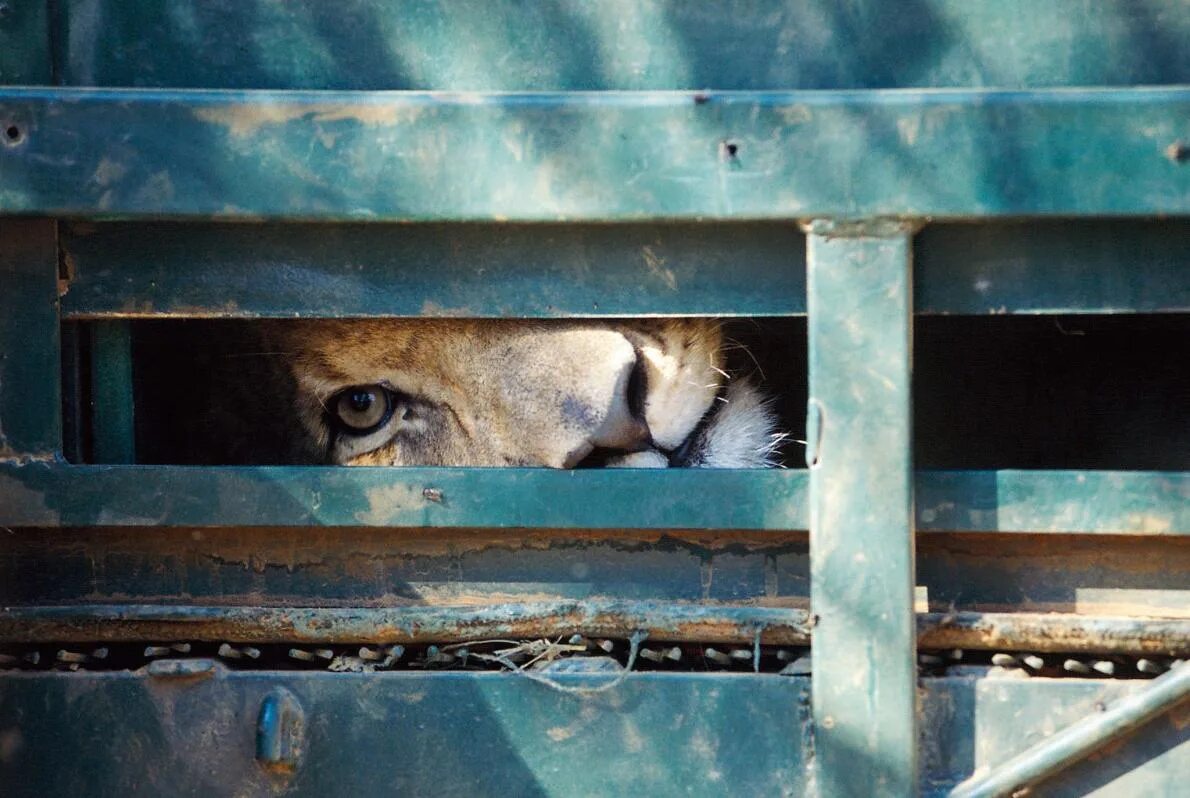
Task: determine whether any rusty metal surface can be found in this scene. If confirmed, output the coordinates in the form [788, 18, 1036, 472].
[1, 602, 1185, 656]
[949, 663, 1190, 798]
[3, 527, 1186, 619]
[0, 668, 1185, 796]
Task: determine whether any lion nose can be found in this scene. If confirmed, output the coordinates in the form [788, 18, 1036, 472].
[586, 353, 654, 452]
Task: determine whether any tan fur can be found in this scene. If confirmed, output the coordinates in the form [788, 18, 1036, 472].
[263, 318, 739, 468]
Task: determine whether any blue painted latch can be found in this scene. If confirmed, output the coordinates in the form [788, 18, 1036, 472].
[256, 687, 305, 775]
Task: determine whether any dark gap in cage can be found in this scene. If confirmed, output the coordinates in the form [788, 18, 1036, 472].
[64, 314, 1187, 469]
[0, 640, 1173, 680]
[914, 314, 1189, 470]
[114, 318, 809, 467]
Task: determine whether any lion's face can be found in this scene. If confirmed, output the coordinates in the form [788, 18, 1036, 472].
[262, 318, 777, 468]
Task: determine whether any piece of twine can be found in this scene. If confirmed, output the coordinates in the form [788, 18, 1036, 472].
[475, 630, 649, 696]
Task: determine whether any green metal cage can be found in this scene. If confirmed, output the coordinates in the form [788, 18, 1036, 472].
[1, 2, 1188, 796]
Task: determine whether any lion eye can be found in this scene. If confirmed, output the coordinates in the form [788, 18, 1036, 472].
[331, 385, 394, 434]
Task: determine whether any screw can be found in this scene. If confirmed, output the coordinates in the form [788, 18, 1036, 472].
[218, 644, 243, 660]
[379, 645, 405, 668]
[1166, 141, 1189, 164]
[991, 653, 1018, 667]
[639, 647, 664, 663]
[1136, 658, 1166, 675]
[703, 648, 732, 666]
[1022, 654, 1046, 670]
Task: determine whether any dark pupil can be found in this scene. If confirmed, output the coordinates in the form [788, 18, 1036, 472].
[348, 390, 374, 413]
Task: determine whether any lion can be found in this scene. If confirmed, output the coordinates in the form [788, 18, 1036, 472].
[198, 318, 783, 468]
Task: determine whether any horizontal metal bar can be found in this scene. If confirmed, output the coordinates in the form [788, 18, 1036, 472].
[0, 604, 1184, 654]
[0, 464, 808, 529]
[1, 601, 811, 645]
[52, 0, 1190, 92]
[915, 220, 1190, 316]
[916, 613, 1189, 656]
[949, 662, 1190, 798]
[59, 222, 807, 319]
[1, 88, 1188, 220]
[1, 464, 1185, 532]
[58, 220, 1190, 320]
[916, 470, 1190, 534]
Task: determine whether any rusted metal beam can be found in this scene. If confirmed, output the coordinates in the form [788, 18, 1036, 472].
[948, 662, 1190, 798]
[0, 603, 1185, 655]
[917, 613, 1190, 656]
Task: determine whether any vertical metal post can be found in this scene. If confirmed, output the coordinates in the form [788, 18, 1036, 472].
[0, 220, 60, 460]
[804, 219, 918, 797]
[90, 320, 136, 464]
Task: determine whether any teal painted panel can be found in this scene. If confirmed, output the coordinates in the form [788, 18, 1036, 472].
[53, 1, 1190, 90]
[806, 223, 917, 795]
[1, 464, 1185, 532]
[0, 671, 1182, 796]
[59, 220, 1190, 319]
[916, 221, 1190, 315]
[59, 221, 806, 319]
[917, 471, 1190, 534]
[0, 0, 51, 85]
[0, 670, 811, 797]
[1, 88, 1188, 220]
[0, 463, 810, 529]
[921, 676, 1190, 796]
[0, 220, 59, 460]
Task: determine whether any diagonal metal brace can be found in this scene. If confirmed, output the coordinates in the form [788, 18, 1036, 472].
[949, 661, 1190, 798]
